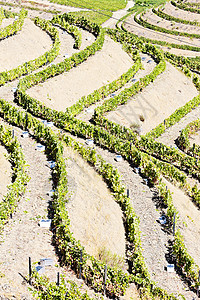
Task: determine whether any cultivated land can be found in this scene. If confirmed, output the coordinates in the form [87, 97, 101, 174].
[0, 0, 200, 299]
[27, 36, 133, 111]
[106, 61, 198, 134]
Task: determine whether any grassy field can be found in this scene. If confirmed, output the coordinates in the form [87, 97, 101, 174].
[68, 10, 112, 24]
[50, 0, 127, 11]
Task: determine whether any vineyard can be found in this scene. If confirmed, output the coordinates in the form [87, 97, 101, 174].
[0, 0, 200, 299]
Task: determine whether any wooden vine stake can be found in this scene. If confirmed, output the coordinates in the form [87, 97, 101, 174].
[127, 189, 129, 198]
[197, 270, 200, 297]
[173, 213, 176, 236]
[26, 113, 28, 131]
[57, 272, 60, 286]
[29, 257, 32, 285]
[104, 264, 107, 297]
[79, 249, 82, 279]
[12, 129, 14, 139]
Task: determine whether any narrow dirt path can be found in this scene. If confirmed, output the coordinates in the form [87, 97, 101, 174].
[161, 46, 200, 57]
[5, 0, 86, 14]
[0, 18, 14, 28]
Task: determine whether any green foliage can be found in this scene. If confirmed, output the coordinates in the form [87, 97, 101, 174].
[0, 125, 29, 232]
[16, 14, 105, 95]
[0, 8, 27, 41]
[173, 231, 199, 287]
[49, 0, 127, 12]
[51, 15, 82, 49]
[64, 55, 142, 118]
[0, 7, 4, 25]
[68, 10, 112, 25]
[31, 272, 97, 299]
[0, 96, 178, 299]
[133, 0, 167, 10]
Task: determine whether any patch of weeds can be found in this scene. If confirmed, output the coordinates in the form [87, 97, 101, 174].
[97, 246, 125, 269]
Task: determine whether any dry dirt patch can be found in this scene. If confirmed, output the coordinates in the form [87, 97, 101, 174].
[0, 18, 14, 28]
[189, 131, 200, 145]
[0, 145, 12, 202]
[64, 146, 126, 263]
[106, 62, 198, 134]
[27, 35, 133, 111]
[0, 18, 52, 72]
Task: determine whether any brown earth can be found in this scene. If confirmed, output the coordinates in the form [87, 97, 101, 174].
[27, 35, 133, 111]
[106, 62, 198, 134]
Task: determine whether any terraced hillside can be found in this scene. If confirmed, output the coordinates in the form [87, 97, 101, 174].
[0, 0, 200, 299]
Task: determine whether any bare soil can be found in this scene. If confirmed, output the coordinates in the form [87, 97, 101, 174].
[0, 18, 52, 72]
[106, 62, 198, 134]
[189, 130, 200, 146]
[64, 146, 126, 263]
[27, 35, 133, 111]
[0, 18, 14, 28]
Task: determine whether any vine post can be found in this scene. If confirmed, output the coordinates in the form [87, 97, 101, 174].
[79, 249, 82, 279]
[104, 264, 107, 297]
[173, 213, 176, 236]
[29, 257, 32, 285]
[127, 189, 129, 197]
[57, 272, 60, 286]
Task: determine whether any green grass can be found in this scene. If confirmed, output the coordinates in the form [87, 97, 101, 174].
[129, 0, 167, 12]
[49, 0, 127, 12]
[68, 10, 112, 25]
